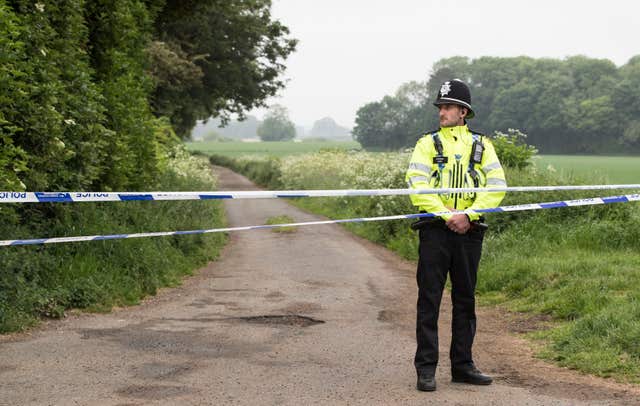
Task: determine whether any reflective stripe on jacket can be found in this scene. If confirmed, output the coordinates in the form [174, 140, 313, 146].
[405, 125, 506, 221]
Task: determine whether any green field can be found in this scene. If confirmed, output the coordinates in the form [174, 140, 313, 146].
[536, 155, 640, 183]
[189, 142, 639, 184]
[186, 140, 361, 157]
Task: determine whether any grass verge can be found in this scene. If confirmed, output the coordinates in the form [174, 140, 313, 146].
[265, 215, 297, 233]
[0, 154, 227, 333]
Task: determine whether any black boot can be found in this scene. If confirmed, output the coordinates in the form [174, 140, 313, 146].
[451, 364, 492, 385]
[416, 374, 436, 391]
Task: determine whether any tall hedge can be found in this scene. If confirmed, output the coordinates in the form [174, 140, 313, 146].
[85, 0, 160, 190]
[2, 1, 111, 193]
[0, 0, 226, 333]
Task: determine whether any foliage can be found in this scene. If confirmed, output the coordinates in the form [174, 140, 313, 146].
[0, 3, 28, 192]
[85, 0, 161, 190]
[309, 117, 351, 139]
[257, 104, 296, 141]
[353, 81, 429, 150]
[352, 101, 393, 149]
[0, 0, 298, 331]
[354, 55, 640, 154]
[490, 128, 538, 169]
[622, 120, 640, 147]
[0, 149, 226, 333]
[150, 0, 297, 137]
[1, 0, 111, 192]
[0, 0, 192, 194]
[1, 0, 297, 192]
[211, 154, 284, 189]
[0, 5, 193, 333]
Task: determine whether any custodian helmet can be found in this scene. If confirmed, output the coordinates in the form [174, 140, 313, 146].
[433, 79, 475, 119]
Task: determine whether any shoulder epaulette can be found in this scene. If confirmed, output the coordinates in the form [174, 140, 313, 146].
[420, 129, 440, 138]
[467, 128, 484, 144]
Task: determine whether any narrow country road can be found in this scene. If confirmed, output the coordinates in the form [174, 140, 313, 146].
[1, 166, 638, 405]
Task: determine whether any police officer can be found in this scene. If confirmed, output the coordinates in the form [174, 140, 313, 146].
[405, 79, 506, 392]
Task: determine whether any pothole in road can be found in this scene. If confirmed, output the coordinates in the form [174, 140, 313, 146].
[237, 314, 325, 327]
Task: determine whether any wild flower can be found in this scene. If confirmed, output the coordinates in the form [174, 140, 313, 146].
[166, 146, 217, 187]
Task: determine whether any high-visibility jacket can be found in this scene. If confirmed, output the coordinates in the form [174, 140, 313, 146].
[405, 125, 506, 221]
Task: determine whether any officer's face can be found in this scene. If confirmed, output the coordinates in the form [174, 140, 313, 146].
[438, 104, 466, 127]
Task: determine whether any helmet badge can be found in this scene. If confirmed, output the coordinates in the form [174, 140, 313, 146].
[440, 82, 451, 96]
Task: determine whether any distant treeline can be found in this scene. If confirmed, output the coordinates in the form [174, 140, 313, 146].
[192, 115, 351, 141]
[192, 116, 262, 141]
[353, 56, 640, 154]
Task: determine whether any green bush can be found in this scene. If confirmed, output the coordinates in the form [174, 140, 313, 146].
[210, 154, 284, 189]
[0, 150, 227, 333]
[1, 1, 112, 192]
[490, 128, 538, 169]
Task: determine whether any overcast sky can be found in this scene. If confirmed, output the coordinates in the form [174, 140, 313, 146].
[248, 0, 639, 129]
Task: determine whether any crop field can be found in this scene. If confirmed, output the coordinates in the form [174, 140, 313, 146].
[186, 140, 361, 157]
[535, 155, 640, 184]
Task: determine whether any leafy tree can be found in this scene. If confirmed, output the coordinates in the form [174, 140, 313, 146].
[490, 80, 539, 130]
[352, 102, 387, 148]
[526, 68, 572, 152]
[150, 0, 297, 137]
[354, 55, 640, 153]
[352, 98, 410, 150]
[615, 56, 640, 149]
[353, 81, 430, 149]
[621, 120, 640, 148]
[310, 117, 350, 139]
[490, 129, 538, 169]
[257, 105, 296, 141]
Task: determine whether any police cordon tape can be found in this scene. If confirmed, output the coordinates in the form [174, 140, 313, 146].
[1, 184, 640, 203]
[1, 193, 639, 247]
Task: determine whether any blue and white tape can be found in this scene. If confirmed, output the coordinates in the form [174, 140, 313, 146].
[1, 184, 640, 203]
[2, 193, 638, 247]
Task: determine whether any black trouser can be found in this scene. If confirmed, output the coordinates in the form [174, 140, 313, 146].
[414, 222, 484, 375]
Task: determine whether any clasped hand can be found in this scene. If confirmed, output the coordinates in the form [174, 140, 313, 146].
[446, 213, 470, 234]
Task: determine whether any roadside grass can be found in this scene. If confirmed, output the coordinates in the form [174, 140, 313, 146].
[0, 154, 227, 333]
[208, 151, 640, 383]
[265, 215, 297, 233]
[535, 155, 640, 184]
[185, 140, 361, 158]
[480, 225, 640, 381]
